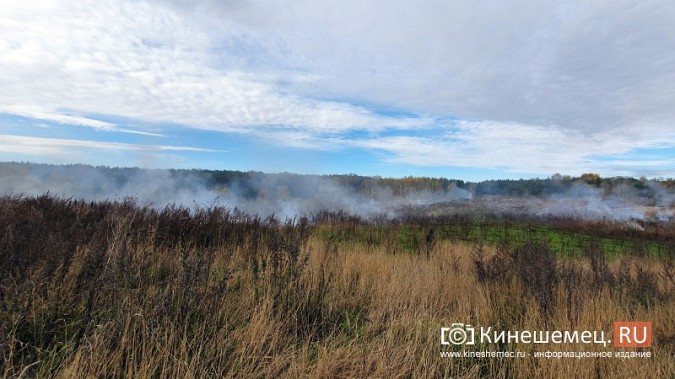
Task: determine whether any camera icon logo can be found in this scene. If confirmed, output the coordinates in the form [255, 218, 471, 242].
[441, 323, 475, 345]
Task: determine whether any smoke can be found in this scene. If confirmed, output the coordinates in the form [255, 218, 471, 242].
[0, 163, 468, 219]
[1, 162, 672, 221]
[200, 174, 472, 219]
[530, 182, 674, 221]
[532, 191, 640, 222]
[0, 164, 214, 208]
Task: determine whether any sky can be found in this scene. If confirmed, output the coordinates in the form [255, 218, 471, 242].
[1, 0, 674, 181]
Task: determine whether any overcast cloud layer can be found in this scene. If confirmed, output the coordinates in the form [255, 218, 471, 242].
[1, 0, 674, 177]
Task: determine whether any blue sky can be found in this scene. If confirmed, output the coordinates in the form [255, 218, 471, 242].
[1, 0, 674, 181]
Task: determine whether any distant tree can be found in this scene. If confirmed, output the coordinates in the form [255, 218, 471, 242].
[580, 173, 602, 186]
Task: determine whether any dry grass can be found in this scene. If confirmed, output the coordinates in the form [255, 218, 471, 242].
[1, 195, 673, 378]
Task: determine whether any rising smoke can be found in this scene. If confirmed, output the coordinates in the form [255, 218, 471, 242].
[0, 163, 470, 219]
[0, 162, 672, 221]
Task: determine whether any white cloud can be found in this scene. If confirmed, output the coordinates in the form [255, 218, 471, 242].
[2, 106, 165, 137]
[0, 134, 221, 156]
[156, 0, 675, 129]
[352, 120, 675, 176]
[0, 1, 427, 137]
[1, 0, 674, 177]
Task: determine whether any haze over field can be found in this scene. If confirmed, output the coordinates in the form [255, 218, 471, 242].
[1, 163, 673, 221]
[1, 1, 675, 179]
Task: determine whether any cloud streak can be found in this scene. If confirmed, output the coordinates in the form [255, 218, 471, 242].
[0, 134, 222, 156]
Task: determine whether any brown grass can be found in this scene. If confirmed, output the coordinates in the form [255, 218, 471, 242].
[1, 195, 673, 378]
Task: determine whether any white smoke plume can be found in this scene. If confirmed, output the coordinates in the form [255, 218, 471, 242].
[1, 162, 672, 221]
[0, 163, 468, 219]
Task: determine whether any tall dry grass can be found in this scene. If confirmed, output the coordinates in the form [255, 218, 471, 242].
[0, 195, 673, 378]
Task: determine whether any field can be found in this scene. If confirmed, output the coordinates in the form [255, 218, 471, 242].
[1, 195, 674, 378]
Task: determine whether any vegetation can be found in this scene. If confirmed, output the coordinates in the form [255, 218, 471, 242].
[1, 195, 673, 377]
[3, 161, 674, 200]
